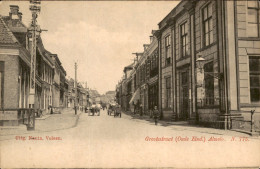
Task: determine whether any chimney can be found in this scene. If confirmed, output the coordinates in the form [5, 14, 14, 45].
[149, 36, 153, 43]
[151, 30, 157, 35]
[143, 44, 149, 51]
[85, 82, 88, 89]
[9, 5, 22, 21]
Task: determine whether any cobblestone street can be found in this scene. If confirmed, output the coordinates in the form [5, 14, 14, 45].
[0, 109, 259, 168]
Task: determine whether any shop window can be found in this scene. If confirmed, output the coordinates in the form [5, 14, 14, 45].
[247, 0, 260, 37]
[165, 77, 171, 108]
[202, 3, 213, 46]
[249, 56, 260, 102]
[180, 22, 189, 57]
[204, 62, 214, 105]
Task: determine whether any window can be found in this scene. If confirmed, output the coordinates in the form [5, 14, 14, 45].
[0, 62, 4, 108]
[165, 35, 171, 66]
[247, 0, 260, 37]
[165, 77, 171, 108]
[150, 50, 158, 77]
[202, 3, 213, 46]
[180, 22, 189, 57]
[204, 62, 214, 106]
[149, 83, 158, 109]
[249, 56, 260, 102]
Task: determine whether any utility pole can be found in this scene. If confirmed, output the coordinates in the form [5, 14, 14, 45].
[28, 0, 41, 108]
[74, 62, 78, 115]
[27, 0, 41, 130]
[28, 0, 47, 108]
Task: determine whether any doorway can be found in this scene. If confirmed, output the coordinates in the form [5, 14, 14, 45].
[180, 71, 189, 120]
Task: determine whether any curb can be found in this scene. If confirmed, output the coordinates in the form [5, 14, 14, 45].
[122, 111, 259, 137]
[0, 111, 83, 139]
[0, 125, 27, 130]
[35, 115, 51, 120]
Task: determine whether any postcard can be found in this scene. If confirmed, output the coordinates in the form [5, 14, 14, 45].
[0, 0, 259, 168]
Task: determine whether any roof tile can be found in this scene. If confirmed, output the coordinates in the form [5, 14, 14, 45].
[0, 16, 18, 44]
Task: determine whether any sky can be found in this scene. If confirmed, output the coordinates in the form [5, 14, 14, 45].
[0, 1, 179, 94]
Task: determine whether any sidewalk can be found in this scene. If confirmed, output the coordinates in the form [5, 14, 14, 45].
[122, 111, 260, 138]
[0, 108, 83, 136]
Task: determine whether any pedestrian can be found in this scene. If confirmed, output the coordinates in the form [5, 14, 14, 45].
[136, 100, 140, 115]
[49, 105, 53, 114]
[149, 108, 153, 118]
[140, 103, 143, 116]
[133, 102, 136, 115]
[153, 106, 159, 125]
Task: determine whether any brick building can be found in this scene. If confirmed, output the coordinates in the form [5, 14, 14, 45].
[51, 53, 66, 109]
[0, 7, 31, 125]
[0, 5, 72, 126]
[34, 39, 54, 114]
[147, 32, 159, 111]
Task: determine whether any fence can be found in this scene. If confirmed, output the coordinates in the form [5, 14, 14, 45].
[230, 109, 259, 136]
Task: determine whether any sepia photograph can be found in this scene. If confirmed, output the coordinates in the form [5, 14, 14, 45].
[0, 0, 260, 168]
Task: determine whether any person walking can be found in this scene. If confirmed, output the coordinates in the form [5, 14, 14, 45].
[140, 103, 143, 116]
[133, 102, 136, 115]
[153, 106, 159, 125]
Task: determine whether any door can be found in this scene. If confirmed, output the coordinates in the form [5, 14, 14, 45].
[181, 86, 189, 119]
[180, 71, 189, 120]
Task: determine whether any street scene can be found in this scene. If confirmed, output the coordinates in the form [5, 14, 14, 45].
[1, 109, 259, 168]
[0, 0, 260, 168]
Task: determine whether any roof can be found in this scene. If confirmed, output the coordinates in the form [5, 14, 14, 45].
[2, 15, 27, 33]
[89, 89, 100, 98]
[123, 62, 134, 73]
[37, 37, 54, 68]
[158, 1, 183, 28]
[0, 16, 18, 44]
[106, 91, 116, 95]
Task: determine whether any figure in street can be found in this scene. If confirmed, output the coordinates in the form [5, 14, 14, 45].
[153, 106, 159, 125]
[140, 103, 143, 116]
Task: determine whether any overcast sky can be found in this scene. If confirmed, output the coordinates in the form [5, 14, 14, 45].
[0, 1, 179, 94]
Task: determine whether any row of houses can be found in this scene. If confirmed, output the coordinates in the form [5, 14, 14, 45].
[116, 0, 260, 130]
[0, 5, 89, 126]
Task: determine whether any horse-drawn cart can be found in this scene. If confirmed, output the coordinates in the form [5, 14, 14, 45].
[88, 104, 100, 116]
[107, 104, 121, 118]
[114, 106, 121, 118]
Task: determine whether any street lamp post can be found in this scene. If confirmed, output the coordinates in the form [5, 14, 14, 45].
[196, 54, 228, 129]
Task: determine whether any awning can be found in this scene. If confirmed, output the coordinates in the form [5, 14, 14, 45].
[129, 88, 140, 104]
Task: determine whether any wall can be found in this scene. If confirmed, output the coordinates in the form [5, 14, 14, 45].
[235, 0, 260, 130]
[194, 0, 220, 122]
[0, 54, 19, 109]
[161, 27, 172, 115]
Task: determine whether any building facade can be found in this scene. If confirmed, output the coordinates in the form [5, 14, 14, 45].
[116, 0, 260, 131]
[0, 7, 31, 125]
[0, 5, 74, 126]
[156, 0, 260, 128]
[147, 32, 159, 112]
